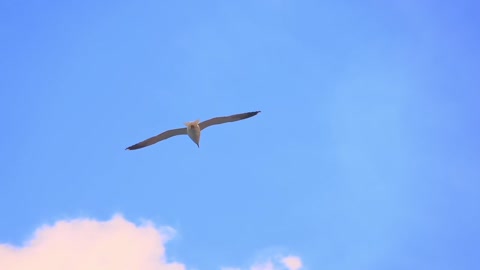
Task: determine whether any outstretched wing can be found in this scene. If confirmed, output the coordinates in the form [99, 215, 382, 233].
[125, 127, 187, 150]
[199, 111, 261, 130]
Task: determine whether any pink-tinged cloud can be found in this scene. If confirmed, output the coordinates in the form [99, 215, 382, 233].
[223, 255, 303, 270]
[0, 214, 184, 270]
[1, 215, 304, 270]
[281, 256, 303, 270]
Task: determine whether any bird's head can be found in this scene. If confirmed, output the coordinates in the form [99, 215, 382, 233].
[184, 120, 200, 129]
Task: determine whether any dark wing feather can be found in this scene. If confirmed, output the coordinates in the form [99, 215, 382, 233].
[125, 127, 187, 150]
[199, 111, 261, 130]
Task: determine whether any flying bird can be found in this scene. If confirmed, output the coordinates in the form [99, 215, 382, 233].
[125, 111, 261, 150]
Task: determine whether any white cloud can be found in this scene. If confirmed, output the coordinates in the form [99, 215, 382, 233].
[281, 256, 303, 270]
[0, 214, 184, 270]
[0, 215, 304, 270]
[223, 255, 303, 270]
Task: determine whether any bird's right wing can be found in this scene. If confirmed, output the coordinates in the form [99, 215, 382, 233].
[125, 127, 187, 150]
[199, 111, 261, 130]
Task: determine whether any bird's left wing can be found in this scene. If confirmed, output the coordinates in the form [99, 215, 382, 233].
[199, 111, 261, 130]
[125, 127, 187, 150]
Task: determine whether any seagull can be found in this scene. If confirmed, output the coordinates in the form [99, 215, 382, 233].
[125, 111, 261, 150]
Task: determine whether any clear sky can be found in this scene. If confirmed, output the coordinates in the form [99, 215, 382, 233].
[1, 1, 479, 269]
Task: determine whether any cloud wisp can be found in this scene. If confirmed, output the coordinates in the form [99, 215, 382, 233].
[222, 254, 303, 270]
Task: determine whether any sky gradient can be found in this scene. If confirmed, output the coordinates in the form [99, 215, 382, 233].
[1, 1, 479, 269]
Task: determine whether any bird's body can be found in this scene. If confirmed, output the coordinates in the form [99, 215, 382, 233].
[126, 111, 260, 150]
[185, 120, 201, 147]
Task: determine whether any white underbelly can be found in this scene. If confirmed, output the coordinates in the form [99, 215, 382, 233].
[187, 127, 201, 143]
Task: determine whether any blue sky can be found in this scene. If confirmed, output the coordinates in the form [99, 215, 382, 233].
[1, 0, 479, 269]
